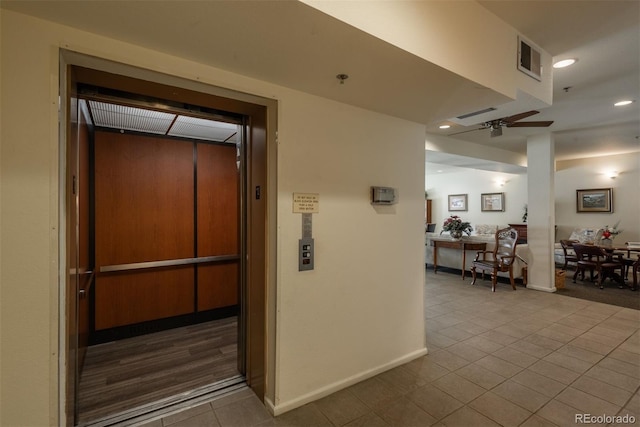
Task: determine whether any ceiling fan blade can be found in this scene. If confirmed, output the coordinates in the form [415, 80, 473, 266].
[502, 110, 539, 124]
[448, 127, 484, 136]
[507, 120, 554, 128]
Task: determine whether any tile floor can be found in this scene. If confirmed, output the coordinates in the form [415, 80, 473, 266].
[140, 268, 639, 426]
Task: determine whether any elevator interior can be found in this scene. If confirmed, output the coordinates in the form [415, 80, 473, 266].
[72, 86, 246, 423]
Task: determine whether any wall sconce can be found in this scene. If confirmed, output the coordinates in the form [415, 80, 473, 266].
[607, 171, 618, 179]
[495, 179, 506, 187]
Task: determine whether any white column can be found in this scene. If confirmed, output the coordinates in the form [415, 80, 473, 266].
[526, 133, 556, 292]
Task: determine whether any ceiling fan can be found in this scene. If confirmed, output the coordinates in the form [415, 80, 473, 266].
[450, 110, 554, 137]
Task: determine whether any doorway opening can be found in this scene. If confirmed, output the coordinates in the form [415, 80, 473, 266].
[63, 63, 270, 426]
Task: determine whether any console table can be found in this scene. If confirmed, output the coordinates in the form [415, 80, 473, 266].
[430, 238, 487, 279]
[508, 223, 527, 243]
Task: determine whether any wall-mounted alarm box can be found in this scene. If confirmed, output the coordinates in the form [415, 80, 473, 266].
[371, 186, 396, 205]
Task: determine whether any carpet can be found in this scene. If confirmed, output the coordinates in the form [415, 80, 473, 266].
[556, 272, 639, 310]
[432, 266, 639, 310]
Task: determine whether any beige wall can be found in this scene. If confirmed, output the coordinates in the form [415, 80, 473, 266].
[303, 0, 552, 106]
[273, 94, 427, 412]
[425, 168, 528, 229]
[556, 153, 640, 242]
[425, 152, 640, 243]
[1, 9, 426, 425]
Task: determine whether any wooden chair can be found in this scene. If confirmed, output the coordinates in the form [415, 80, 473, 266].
[559, 239, 579, 270]
[471, 227, 518, 292]
[572, 243, 625, 289]
[618, 242, 640, 282]
[631, 256, 640, 291]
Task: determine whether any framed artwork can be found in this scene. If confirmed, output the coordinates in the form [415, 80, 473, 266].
[481, 192, 505, 212]
[576, 188, 612, 213]
[448, 194, 467, 211]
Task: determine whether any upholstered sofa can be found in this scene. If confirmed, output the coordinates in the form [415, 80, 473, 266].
[553, 227, 601, 268]
[425, 226, 529, 281]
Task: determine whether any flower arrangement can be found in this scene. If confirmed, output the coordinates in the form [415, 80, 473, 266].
[441, 215, 473, 236]
[601, 220, 622, 240]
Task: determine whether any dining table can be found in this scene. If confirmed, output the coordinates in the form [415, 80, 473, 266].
[596, 242, 640, 257]
[594, 242, 640, 289]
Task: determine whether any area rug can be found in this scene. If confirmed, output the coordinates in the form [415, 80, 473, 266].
[433, 266, 638, 310]
[556, 275, 638, 310]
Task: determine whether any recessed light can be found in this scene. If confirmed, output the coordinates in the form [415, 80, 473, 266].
[439, 125, 451, 129]
[553, 58, 576, 68]
[614, 100, 634, 107]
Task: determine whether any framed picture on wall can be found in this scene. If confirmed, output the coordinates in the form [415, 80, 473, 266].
[448, 194, 468, 211]
[481, 192, 505, 212]
[576, 188, 612, 213]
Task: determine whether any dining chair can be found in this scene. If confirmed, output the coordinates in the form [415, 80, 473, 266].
[572, 243, 625, 289]
[618, 242, 640, 282]
[632, 256, 639, 291]
[471, 227, 518, 292]
[559, 239, 579, 271]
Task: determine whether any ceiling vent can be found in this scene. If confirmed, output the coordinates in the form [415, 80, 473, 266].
[456, 107, 496, 120]
[518, 36, 542, 81]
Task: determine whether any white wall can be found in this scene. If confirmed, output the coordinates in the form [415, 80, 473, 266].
[275, 95, 427, 412]
[425, 168, 528, 232]
[424, 152, 640, 243]
[556, 153, 640, 242]
[0, 10, 426, 424]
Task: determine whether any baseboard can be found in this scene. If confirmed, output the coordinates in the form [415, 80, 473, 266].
[264, 396, 276, 416]
[526, 284, 557, 292]
[268, 347, 428, 416]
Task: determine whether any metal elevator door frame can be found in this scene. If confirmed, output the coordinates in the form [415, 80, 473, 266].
[60, 53, 272, 426]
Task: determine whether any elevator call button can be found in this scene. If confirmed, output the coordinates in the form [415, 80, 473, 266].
[299, 238, 314, 271]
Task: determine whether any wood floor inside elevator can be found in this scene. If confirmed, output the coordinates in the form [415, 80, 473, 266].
[77, 316, 239, 424]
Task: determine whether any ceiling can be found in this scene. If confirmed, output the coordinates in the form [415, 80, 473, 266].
[427, 1, 639, 174]
[2, 1, 639, 172]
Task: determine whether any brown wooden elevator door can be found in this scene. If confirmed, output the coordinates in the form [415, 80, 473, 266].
[94, 132, 195, 330]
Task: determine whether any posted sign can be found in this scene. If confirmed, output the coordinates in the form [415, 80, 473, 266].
[293, 193, 319, 213]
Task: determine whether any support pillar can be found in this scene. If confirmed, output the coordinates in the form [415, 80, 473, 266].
[526, 133, 556, 292]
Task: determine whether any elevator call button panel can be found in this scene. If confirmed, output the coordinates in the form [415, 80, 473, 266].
[299, 237, 314, 271]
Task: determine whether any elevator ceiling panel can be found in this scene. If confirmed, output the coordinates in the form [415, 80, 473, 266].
[87, 100, 238, 143]
[168, 116, 239, 143]
[89, 100, 175, 135]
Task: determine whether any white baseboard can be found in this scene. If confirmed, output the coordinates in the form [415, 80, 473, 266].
[526, 284, 557, 292]
[267, 347, 427, 416]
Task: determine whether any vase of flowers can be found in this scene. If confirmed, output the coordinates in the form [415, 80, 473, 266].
[601, 221, 621, 242]
[441, 215, 473, 240]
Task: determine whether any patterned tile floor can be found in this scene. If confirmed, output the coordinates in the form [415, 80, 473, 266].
[140, 268, 639, 426]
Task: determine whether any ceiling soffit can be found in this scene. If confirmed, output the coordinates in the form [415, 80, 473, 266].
[2, 0, 522, 126]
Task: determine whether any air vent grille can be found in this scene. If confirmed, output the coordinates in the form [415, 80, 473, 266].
[456, 107, 496, 120]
